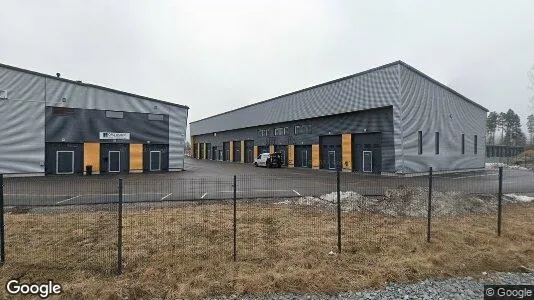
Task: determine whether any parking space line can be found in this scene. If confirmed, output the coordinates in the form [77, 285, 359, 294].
[56, 195, 82, 204]
[200, 192, 207, 199]
[160, 193, 173, 200]
[292, 190, 301, 196]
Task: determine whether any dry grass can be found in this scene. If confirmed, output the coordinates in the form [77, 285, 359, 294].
[0, 202, 533, 299]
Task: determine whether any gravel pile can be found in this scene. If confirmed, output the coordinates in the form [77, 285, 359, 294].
[276, 187, 532, 218]
[222, 272, 534, 300]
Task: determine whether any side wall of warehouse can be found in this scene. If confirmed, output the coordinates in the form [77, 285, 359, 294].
[400, 65, 487, 172]
[0, 67, 45, 174]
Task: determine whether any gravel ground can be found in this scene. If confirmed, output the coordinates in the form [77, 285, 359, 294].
[223, 272, 534, 300]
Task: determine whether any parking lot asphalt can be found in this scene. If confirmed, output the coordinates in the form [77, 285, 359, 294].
[2, 157, 533, 206]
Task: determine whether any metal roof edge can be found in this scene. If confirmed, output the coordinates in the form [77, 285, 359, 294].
[397, 61, 489, 112]
[0, 62, 189, 110]
[190, 60, 403, 124]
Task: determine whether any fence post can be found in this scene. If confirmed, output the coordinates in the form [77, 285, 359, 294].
[427, 167, 432, 243]
[233, 175, 237, 262]
[117, 178, 123, 275]
[337, 169, 341, 254]
[0, 174, 4, 266]
[497, 166, 503, 236]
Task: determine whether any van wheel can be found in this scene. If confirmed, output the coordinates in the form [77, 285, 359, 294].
[254, 162, 258, 167]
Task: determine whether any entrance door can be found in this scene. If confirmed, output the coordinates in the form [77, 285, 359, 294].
[150, 151, 161, 171]
[301, 150, 307, 167]
[328, 151, 336, 170]
[109, 151, 121, 173]
[363, 151, 372, 172]
[247, 149, 253, 163]
[56, 151, 74, 174]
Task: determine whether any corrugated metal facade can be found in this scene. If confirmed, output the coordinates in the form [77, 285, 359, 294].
[0, 63, 188, 174]
[190, 61, 487, 173]
[399, 64, 486, 172]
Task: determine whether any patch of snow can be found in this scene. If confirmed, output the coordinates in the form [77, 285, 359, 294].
[485, 162, 530, 171]
[504, 194, 534, 203]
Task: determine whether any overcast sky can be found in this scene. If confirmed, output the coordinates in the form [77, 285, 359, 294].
[1, 1, 533, 139]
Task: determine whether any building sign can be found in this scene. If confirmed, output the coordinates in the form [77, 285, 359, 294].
[99, 132, 130, 140]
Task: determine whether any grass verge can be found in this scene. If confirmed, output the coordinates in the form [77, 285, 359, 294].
[0, 202, 532, 299]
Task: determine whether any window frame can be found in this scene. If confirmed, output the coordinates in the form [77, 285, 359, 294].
[435, 132, 440, 155]
[417, 131, 423, 155]
[461, 134, 465, 155]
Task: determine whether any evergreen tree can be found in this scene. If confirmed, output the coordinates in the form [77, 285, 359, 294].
[486, 111, 498, 145]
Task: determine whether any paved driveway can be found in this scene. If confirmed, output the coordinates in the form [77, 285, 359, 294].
[2, 158, 533, 206]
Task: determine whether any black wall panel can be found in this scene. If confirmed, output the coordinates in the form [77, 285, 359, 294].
[100, 143, 130, 173]
[45, 143, 84, 175]
[45, 107, 169, 144]
[193, 106, 395, 172]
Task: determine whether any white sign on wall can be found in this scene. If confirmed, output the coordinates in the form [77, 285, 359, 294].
[99, 132, 130, 140]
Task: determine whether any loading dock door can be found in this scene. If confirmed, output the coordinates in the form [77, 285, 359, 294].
[294, 145, 312, 168]
[109, 151, 121, 173]
[319, 135, 342, 170]
[56, 151, 74, 174]
[150, 151, 161, 171]
[244, 140, 254, 163]
[352, 133, 382, 173]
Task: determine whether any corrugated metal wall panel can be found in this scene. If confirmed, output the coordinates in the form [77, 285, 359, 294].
[0, 99, 45, 173]
[190, 65, 401, 135]
[0, 67, 45, 174]
[400, 65, 486, 172]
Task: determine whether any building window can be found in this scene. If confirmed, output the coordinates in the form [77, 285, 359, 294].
[258, 129, 270, 137]
[461, 134, 465, 155]
[148, 114, 164, 121]
[284, 127, 289, 135]
[274, 128, 285, 136]
[105, 110, 124, 119]
[418, 131, 422, 155]
[474, 135, 478, 155]
[294, 124, 312, 135]
[435, 132, 439, 155]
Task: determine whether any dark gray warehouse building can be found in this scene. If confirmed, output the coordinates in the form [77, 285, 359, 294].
[190, 61, 487, 174]
[0, 63, 188, 175]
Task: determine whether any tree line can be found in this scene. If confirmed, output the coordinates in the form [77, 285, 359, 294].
[486, 110, 534, 146]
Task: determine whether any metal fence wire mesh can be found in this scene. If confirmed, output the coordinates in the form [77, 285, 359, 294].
[0, 166, 532, 279]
